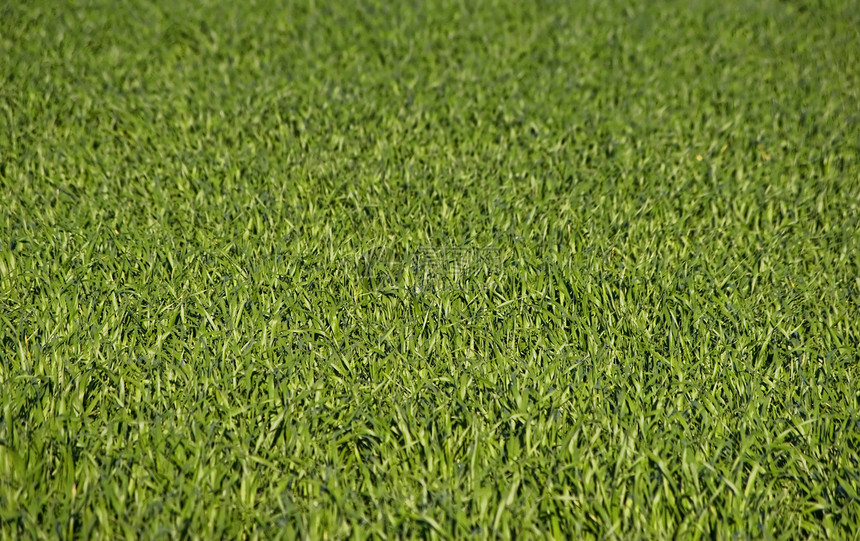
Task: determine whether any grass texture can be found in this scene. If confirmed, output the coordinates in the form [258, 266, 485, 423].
[1, 0, 859, 538]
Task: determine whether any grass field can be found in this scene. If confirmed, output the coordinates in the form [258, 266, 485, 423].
[2, 0, 859, 538]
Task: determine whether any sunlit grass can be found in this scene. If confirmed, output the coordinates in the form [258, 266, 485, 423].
[1, 0, 859, 538]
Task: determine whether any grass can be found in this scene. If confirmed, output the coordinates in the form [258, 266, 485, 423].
[1, 0, 859, 537]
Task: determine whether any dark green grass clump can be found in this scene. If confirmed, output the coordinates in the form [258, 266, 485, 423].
[1, 0, 859, 538]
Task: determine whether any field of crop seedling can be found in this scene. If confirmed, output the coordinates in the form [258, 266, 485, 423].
[2, 0, 859, 538]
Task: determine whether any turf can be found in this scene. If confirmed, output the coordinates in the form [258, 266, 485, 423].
[1, 0, 859, 538]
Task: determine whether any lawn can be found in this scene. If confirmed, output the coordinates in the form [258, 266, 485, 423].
[1, 0, 859, 538]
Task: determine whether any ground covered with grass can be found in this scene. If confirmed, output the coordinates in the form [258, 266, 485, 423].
[2, 0, 859, 538]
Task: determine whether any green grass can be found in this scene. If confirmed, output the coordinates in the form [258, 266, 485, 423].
[1, 0, 859, 538]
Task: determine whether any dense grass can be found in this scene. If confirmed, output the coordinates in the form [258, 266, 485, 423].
[2, 0, 859, 537]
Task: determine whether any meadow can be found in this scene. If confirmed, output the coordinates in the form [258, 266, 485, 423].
[1, 0, 859, 537]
